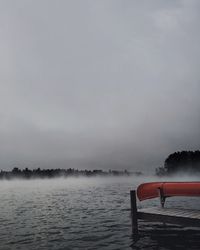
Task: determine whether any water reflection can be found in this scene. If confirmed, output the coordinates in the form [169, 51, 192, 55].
[131, 224, 200, 250]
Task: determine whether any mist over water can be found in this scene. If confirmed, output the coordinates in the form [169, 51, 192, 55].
[0, 175, 199, 250]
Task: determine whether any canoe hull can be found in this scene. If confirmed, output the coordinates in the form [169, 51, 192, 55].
[137, 182, 200, 201]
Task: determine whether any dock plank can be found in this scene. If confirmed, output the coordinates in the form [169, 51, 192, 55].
[137, 207, 200, 227]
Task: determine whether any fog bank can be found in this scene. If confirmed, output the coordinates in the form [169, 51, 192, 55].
[0, 1, 200, 172]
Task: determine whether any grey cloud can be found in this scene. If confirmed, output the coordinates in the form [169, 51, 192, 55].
[0, 0, 200, 172]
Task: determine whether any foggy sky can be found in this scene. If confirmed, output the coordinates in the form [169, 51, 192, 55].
[0, 0, 200, 172]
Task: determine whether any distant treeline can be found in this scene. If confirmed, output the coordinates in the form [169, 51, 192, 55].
[156, 150, 200, 176]
[0, 167, 142, 180]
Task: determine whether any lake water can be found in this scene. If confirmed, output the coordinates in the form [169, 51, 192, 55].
[0, 176, 199, 250]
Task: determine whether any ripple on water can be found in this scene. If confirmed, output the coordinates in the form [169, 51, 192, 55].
[0, 177, 200, 250]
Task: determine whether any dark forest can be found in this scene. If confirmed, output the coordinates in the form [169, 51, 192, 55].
[156, 150, 200, 176]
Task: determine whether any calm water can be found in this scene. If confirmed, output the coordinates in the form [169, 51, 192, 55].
[0, 176, 200, 250]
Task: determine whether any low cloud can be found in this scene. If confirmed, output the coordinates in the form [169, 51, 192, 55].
[0, 1, 200, 172]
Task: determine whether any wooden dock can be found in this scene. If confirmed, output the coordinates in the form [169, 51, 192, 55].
[130, 190, 200, 235]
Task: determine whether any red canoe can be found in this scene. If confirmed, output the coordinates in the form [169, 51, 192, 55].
[137, 182, 200, 201]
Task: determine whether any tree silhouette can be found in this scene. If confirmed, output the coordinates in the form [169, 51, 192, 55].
[156, 150, 200, 175]
[0, 167, 133, 180]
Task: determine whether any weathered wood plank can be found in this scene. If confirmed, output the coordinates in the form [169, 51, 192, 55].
[137, 207, 200, 227]
[138, 208, 200, 218]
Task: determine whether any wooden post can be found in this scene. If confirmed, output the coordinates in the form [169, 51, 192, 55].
[130, 190, 138, 235]
[158, 188, 166, 208]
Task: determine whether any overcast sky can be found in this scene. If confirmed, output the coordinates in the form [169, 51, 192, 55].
[0, 0, 200, 172]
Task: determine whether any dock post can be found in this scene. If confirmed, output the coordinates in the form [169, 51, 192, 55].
[158, 188, 166, 208]
[130, 190, 138, 235]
